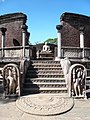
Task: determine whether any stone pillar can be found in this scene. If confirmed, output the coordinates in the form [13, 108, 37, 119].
[0, 27, 7, 57]
[21, 25, 28, 57]
[79, 27, 85, 58]
[55, 25, 62, 60]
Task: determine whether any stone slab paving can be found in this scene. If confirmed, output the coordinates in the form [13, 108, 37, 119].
[0, 101, 24, 120]
[0, 94, 90, 120]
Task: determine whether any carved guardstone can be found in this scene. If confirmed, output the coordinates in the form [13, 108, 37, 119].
[2, 63, 20, 99]
[68, 64, 87, 98]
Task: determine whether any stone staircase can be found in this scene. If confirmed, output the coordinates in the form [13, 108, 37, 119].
[23, 60, 68, 95]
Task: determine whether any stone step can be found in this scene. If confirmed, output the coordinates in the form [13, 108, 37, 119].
[30, 64, 61, 68]
[23, 82, 67, 88]
[27, 70, 63, 74]
[25, 78, 66, 83]
[38, 57, 54, 60]
[28, 67, 62, 71]
[31, 62, 61, 65]
[26, 74, 64, 78]
[40, 87, 67, 91]
[23, 87, 68, 94]
[23, 60, 67, 95]
[86, 76, 90, 88]
[29, 67, 62, 70]
[31, 60, 60, 64]
[87, 69, 90, 76]
[86, 76, 90, 80]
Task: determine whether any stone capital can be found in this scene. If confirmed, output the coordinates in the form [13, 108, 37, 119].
[56, 25, 63, 33]
[79, 26, 85, 33]
[0, 27, 7, 35]
[21, 25, 28, 32]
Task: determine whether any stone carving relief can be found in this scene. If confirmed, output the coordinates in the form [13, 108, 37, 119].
[2, 64, 20, 97]
[68, 64, 87, 98]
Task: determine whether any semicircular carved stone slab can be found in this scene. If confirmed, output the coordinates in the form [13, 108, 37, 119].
[16, 95, 74, 116]
[2, 63, 20, 97]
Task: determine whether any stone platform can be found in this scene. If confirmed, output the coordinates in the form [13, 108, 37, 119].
[16, 94, 74, 116]
[0, 94, 90, 120]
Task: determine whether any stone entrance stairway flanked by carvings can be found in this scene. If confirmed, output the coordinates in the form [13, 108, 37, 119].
[23, 60, 68, 96]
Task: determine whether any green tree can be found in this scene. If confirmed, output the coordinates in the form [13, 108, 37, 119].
[45, 38, 57, 45]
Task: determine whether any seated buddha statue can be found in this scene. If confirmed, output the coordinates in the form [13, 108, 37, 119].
[42, 42, 51, 52]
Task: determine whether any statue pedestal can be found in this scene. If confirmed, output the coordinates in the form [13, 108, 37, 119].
[39, 51, 54, 60]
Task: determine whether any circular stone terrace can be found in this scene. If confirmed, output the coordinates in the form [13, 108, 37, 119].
[16, 94, 74, 116]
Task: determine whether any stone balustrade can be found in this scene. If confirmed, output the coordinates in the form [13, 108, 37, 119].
[0, 46, 33, 58]
[61, 47, 90, 59]
[0, 46, 90, 60]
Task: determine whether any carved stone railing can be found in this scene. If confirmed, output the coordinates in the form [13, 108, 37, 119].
[61, 47, 90, 59]
[0, 46, 33, 58]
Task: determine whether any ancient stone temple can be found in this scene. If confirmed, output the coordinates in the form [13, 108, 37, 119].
[0, 12, 90, 100]
[0, 12, 90, 120]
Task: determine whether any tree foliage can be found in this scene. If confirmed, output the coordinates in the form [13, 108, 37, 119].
[44, 38, 57, 45]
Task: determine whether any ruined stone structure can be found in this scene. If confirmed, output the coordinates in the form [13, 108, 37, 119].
[60, 12, 90, 47]
[0, 12, 90, 99]
[0, 13, 31, 98]
[0, 12, 30, 47]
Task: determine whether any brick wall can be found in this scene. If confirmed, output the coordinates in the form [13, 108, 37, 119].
[0, 13, 30, 47]
[60, 12, 90, 47]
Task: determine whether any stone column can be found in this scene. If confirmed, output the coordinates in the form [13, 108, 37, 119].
[79, 27, 85, 58]
[55, 25, 62, 60]
[21, 25, 28, 57]
[0, 27, 7, 57]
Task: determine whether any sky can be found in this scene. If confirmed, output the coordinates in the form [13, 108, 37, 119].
[0, 0, 90, 44]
